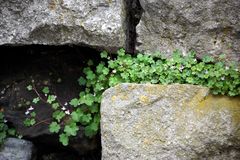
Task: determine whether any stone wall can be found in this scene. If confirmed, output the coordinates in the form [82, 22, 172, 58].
[0, 0, 127, 52]
[136, 0, 240, 61]
[1, 0, 239, 61]
[1, 1, 240, 159]
[101, 83, 240, 160]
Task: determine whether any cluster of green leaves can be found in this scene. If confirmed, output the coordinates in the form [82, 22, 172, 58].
[25, 84, 100, 146]
[0, 112, 16, 145]
[24, 49, 239, 146]
[24, 85, 38, 127]
[23, 113, 36, 127]
[79, 49, 239, 99]
[74, 49, 239, 145]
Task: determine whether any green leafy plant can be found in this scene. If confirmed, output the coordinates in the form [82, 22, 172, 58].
[24, 49, 240, 146]
[24, 82, 100, 146]
[0, 112, 17, 145]
[71, 48, 239, 141]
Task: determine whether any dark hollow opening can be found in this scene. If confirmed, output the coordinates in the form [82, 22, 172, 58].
[0, 45, 102, 160]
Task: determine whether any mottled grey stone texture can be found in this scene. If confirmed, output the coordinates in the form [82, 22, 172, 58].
[101, 83, 240, 160]
[0, 138, 35, 160]
[0, 0, 126, 52]
[136, 0, 240, 61]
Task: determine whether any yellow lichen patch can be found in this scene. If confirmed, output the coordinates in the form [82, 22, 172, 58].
[185, 88, 209, 108]
[48, 0, 57, 10]
[143, 138, 152, 146]
[127, 84, 137, 92]
[195, 94, 240, 125]
[111, 95, 117, 101]
[115, 84, 123, 94]
[138, 136, 153, 149]
[113, 84, 137, 101]
[144, 85, 166, 95]
[139, 95, 150, 104]
[119, 94, 129, 101]
[191, 88, 209, 101]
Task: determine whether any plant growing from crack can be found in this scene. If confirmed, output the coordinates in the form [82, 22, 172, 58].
[24, 82, 99, 146]
[24, 48, 240, 146]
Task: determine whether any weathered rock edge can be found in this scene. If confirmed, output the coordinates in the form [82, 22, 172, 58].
[0, 0, 127, 52]
[101, 83, 240, 160]
[136, 0, 240, 61]
[0, 138, 35, 160]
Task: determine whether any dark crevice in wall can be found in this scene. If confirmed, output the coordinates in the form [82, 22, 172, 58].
[124, 0, 143, 54]
[0, 45, 99, 77]
[0, 45, 101, 160]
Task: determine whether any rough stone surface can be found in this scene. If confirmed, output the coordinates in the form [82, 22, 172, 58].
[0, 138, 35, 160]
[0, 0, 126, 52]
[101, 83, 240, 160]
[136, 0, 240, 61]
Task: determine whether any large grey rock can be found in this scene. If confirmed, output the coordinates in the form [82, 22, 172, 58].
[101, 83, 240, 160]
[0, 0, 126, 51]
[0, 138, 35, 160]
[136, 0, 240, 61]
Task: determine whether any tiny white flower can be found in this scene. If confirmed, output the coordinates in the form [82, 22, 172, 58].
[4, 119, 7, 123]
[61, 106, 66, 111]
[221, 77, 225, 81]
[101, 87, 104, 90]
[236, 69, 239, 72]
[64, 102, 68, 106]
[112, 70, 117, 73]
[194, 59, 197, 62]
[179, 65, 184, 72]
[28, 106, 34, 111]
[107, 57, 111, 60]
[25, 110, 30, 115]
[205, 70, 208, 74]
[65, 110, 70, 115]
[44, 94, 47, 97]
[225, 66, 229, 70]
